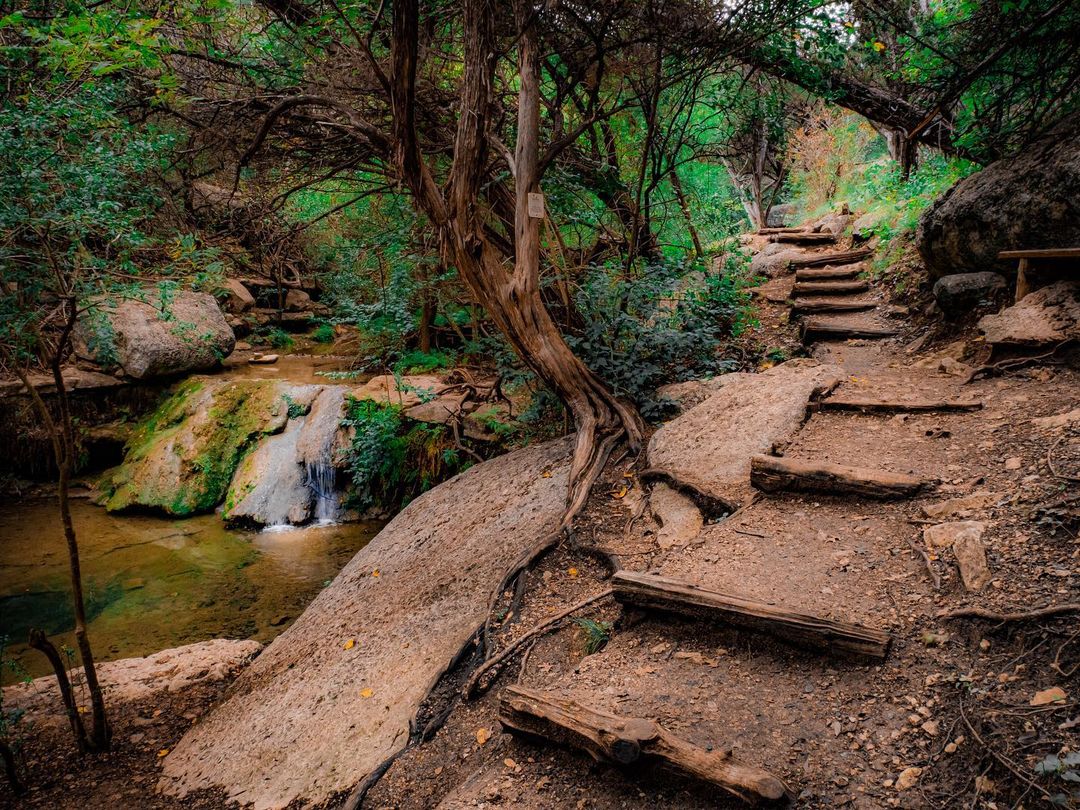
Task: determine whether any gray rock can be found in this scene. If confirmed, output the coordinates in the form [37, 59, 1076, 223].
[284, 289, 313, 312]
[218, 279, 255, 313]
[766, 203, 796, 227]
[224, 417, 311, 528]
[932, 272, 1007, 315]
[923, 520, 990, 591]
[978, 281, 1080, 346]
[917, 117, 1080, 280]
[647, 360, 843, 506]
[76, 291, 235, 379]
[813, 212, 853, 236]
[649, 483, 703, 549]
[750, 247, 804, 278]
[161, 437, 574, 809]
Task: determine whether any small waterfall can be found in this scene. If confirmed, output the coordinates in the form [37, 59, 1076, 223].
[305, 458, 341, 524]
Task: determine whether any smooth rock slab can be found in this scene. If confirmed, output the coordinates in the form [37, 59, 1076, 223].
[978, 281, 1080, 346]
[647, 361, 842, 506]
[5, 639, 262, 725]
[160, 437, 573, 809]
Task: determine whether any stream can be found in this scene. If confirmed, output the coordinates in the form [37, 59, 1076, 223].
[0, 498, 382, 680]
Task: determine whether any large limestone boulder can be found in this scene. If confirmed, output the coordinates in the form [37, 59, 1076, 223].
[647, 360, 842, 506]
[978, 281, 1080, 346]
[766, 202, 796, 227]
[750, 246, 804, 278]
[161, 437, 573, 809]
[917, 118, 1080, 280]
[99, 379, 298, 516]
[76, 291, 235, 379]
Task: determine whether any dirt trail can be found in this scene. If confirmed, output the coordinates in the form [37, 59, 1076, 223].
[367, 230, 1079, 809]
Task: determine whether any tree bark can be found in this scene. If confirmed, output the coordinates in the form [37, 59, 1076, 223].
[669, 168, 704, 259]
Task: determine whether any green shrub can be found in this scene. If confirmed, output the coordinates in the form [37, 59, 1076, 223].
[312, 323, 335, 343]
[393, 349, 454, 375]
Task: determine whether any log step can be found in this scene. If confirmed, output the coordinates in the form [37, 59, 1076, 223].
[500, 685, 790, 804]
[756, 226, 807, 235]
[769, 232, 837, 245]
[611, 571, 891, 661]
[750, 454, 927, 499]
[800, 319, 897, 342]
[791, 299, 876, 316]
[816, 396, 984, 414]
[789, 248, 873, 269]
[791, 281, 869, 296]
[795, 265, 864, 281]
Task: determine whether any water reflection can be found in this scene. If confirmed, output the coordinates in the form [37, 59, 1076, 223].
[0, 498, 381, 680]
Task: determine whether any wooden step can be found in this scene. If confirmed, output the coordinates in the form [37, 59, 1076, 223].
[749, 454, 927, 499]
[800, 319, 897, 342]
[611, 571, 891, 661]
[790, 299, 876, 316]
[756, 226, 807, 235]
[768, 232, 837, 245]
[500, 685, 790, 803]
[789, 248, 873, 269]
[816, 396, 984, 414]
[791, 280, 869, 296]
[795, 265, 864, 281]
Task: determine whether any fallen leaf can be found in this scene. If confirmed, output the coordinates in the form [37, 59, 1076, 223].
[503, 758, 518, 769]
[360, 688, 374, 698]
[568, 567, 579, 577]
[343, 638, 356, 650]
[1031, 686, 1067, 706]
[476, 728, 491, 746]
[612, 485, 628, 499]
[541, 470, 552, 478]
[372, 569, 380, 578]
[157, 749, 170, 758]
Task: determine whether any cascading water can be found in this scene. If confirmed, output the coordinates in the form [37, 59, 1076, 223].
[305, 458, 341, 524]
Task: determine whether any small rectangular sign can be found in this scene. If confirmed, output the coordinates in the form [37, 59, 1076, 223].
[527, 191, 545, 219]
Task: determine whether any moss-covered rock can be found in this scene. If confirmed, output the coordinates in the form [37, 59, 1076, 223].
[98, 378, 306, 516]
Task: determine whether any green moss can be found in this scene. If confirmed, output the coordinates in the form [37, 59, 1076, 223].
[101, 379, 290, 516]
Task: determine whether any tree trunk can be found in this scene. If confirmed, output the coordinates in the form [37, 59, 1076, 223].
[390, 0, 644, 521]
[670, 168, 704, 259]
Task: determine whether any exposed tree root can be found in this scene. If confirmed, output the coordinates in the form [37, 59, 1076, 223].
[463, 588, 615, 698]
[939, 603, 1080, 622]
[638, 467, 738, 520]
[962, 339, 1075, 384]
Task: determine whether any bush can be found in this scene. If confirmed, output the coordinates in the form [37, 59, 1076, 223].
[393, 349, 454, 375]
[312, 323, 335, 343]
[566, 255, 749, 420]
[340, 398, 471, 511]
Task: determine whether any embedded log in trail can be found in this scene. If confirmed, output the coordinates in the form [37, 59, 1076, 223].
[750, 454, 927, 499]
[791, 281, 869, 296]
[816, 396, 984, 414]
[768, 232, 837, 245]
[756, 226, 807, 234]
[789, 248, 873, 268]
[611, 571, 891, 660]
[499, 685, 791, 804]
[790, 300, 876, 316]
[800, 320, 898, 342]
[795, 266, 864, 281]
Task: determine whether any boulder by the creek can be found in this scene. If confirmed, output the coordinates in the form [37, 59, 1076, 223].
[5, 639, 262, 728]
[916, 118, 1080, 280]
[218, 278, 256, 313]
[647, 360, 843, 506]
[978, 281, 1080, 346]
[160, 436, 573, 809]
[932, 272, 1007, 316]
[75, 291, 235, 379]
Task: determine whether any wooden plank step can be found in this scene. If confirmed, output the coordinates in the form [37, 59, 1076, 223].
[757, 226, 807, 235]
[800, 319, 897, 341]
[611, 571, 891, 661]
[500, 684, 790, 804]
[750, 454, 927, 499]
[789, 248, 873, 269]
[795, 265, 863, 281]
[768, 232, 837, 245]
[791, 280, 869, 296]
[790, 299, 876, 316]
[816, 396, 984, 414]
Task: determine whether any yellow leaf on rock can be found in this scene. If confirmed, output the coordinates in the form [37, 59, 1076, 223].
[476, 728, 491, 745]
[360, 688, 374, 698]
[568, 567, 579, 577]
[157, 749, 170, 758]
[372, 569, 380, 578]
[541, 470, 552, 478]
[343, 638, 356, 650]
[612, 485, 628, 499]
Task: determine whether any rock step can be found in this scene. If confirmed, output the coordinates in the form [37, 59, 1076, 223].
[815, 396, 983, 414]
[611, 570, 892, 661]
[800, 319, 897, 342]
[795, 265, 863, 281]
[791, 280, 869, 297]
[769, 232, 837, 245]
[789, 248, 873, 269]
[790, 299, 876, 316]
[499, 684, 791, 803]
[749, 454, 927, 500]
